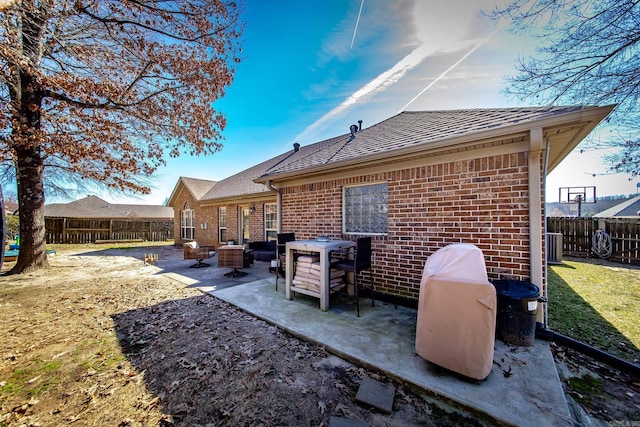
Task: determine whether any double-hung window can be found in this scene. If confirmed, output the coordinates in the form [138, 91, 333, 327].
[343, 183, 388, 235]
[264, 203, 278, 241]
[218, 207, 227, 243]
[180, 203, 195, 240]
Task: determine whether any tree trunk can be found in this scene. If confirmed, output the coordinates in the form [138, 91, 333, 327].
[0, 187, 5, 271]
[10, 145, 49, 274]
[9, 63, 49, 273]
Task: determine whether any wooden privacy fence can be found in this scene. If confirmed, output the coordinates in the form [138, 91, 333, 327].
[45, 217, 174, 244]
[547, 217, 640, 265]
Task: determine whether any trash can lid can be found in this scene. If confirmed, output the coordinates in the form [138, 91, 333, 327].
[491, 280, 540, 299]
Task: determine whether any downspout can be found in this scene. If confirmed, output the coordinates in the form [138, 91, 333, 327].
[528, 128, 544, 324]
[542, 138, 550, 328]
[266, 180, 282, 232]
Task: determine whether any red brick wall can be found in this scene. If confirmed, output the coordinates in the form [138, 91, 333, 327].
[197, 204, 219, 247]
[281, 152, 539, 301]
[220, 202, 274, 244]
[281, 181, 343, 239]
[172, 190, 277, 247]
[171, 188, 219, 247]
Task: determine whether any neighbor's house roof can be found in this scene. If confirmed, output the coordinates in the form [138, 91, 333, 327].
[45, 195, 174, 220]
[256, 106, 614, 183]
[594, 195, 640, 218]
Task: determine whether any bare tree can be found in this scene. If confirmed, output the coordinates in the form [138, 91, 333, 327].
[1, 0, 242, 273]
[486, 0, 640, 176]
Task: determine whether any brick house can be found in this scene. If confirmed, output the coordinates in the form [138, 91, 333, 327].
[167, 177, 217, 245]
[253, 106, 613, 309]
[168, 154, 294, 248]
[170, 106, 613, 315]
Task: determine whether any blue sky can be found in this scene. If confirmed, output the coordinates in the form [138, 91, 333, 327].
[80, 0, 640, 204]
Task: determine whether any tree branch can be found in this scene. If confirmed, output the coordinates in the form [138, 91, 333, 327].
[77, 5, 234, 43]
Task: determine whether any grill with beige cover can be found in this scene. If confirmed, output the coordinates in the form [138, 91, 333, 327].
[415, 243, 497, 380]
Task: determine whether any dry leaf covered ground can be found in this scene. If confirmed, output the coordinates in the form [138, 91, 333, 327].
[0, 244, 484, 426]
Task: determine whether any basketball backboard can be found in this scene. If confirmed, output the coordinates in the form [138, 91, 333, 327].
[559, 186, 596, 204]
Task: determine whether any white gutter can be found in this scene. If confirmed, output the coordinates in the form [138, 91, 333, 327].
[529, 127, 544, 323]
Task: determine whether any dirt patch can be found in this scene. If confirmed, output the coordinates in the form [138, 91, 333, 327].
[552, 343, 640, 423]
[0, 245, 481, 426]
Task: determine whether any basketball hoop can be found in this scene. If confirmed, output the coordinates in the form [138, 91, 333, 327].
[559, 186, 596, 217]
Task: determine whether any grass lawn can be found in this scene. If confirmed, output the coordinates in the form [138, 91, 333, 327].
[548, 257, 640, 365]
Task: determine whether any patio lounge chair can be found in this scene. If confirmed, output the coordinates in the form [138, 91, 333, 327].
[218, 245, 253, 277]
[183, 241, 215, 268]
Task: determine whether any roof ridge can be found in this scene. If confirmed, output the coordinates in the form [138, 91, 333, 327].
[261, 134, 352, 175]
[257, 105, 612, 178]
[401, 105, 594, 114]
[325, 137, 352, 164]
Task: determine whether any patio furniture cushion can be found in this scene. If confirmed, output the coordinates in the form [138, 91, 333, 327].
[184, 241, 199, 249]
[183, 241, 214, 268]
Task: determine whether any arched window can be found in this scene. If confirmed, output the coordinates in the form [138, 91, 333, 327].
[181, 202, 195, 240]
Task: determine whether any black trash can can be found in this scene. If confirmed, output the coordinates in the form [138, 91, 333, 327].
[491, 280, 541, 347]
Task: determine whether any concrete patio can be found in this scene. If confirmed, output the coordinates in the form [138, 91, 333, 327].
[154, 254, 574, 426]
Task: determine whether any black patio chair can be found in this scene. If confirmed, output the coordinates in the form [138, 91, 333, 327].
[275, 232, 296, 291]
[330, 237, 374, 317]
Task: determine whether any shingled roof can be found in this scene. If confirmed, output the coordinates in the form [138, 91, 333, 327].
[170, 106, 613, 203]
[169, 153, 296, 204]
[45, 196, 173, 219]
[595, 195, 640, 218]
[197, 152, 294, 202]
[181, 177, 217, 200]
[256, 106, 614, 181]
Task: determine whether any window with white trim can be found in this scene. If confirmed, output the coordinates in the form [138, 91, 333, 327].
[343, 183, 388, 234]
[218, 207, 227, 243]
[180, 203, 195, 240]
[264, 203, 278, 241]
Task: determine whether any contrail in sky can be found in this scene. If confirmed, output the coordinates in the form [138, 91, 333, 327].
[396, 43, 483, 114]
[289, 42, 433, 147]
[397, 26, 503, 113]
[290, 25, 502, 148]
[350, 0, 364, 49]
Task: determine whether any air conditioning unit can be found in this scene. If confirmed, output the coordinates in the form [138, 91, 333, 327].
[547, 233, 563, 264]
